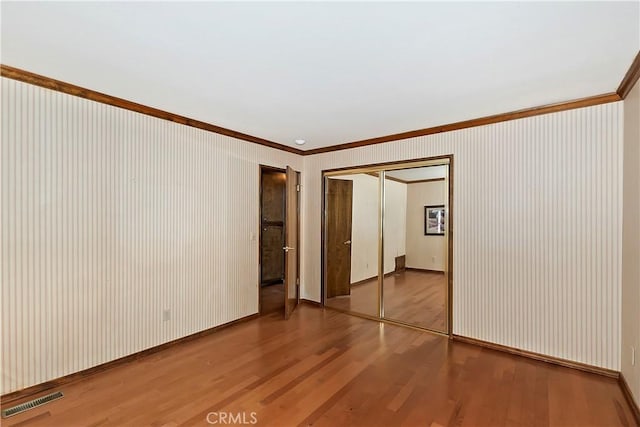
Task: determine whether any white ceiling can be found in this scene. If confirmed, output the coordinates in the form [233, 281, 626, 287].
[328, 165, 446, 181]
[2, 2, 639, 151]
[386, 166, 447, 182]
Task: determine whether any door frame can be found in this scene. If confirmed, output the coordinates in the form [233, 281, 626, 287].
[258, 165, 301, 317]
[284, 167, 301, 319]
[321, 155, 454, 337]
[295, 171, 301, 308]
[258, 165, 286, 316]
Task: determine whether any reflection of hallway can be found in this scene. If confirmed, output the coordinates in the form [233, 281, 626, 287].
[326, 270, 446, 332]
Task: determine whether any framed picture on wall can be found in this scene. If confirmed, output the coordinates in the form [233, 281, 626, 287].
[424, 205, 445, 235]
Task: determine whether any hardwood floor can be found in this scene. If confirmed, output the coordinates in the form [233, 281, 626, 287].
[326, 270, 446, 332]
[260, 283, 285, 315]
[1, 305, 635, 427]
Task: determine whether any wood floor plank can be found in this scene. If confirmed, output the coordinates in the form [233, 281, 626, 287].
[326, 270, 447, 331]
[1, 306, 636, 427]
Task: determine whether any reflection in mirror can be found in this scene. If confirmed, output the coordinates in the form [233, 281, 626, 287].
[325, 173, 379, 317]
[382, 165, 448, 332]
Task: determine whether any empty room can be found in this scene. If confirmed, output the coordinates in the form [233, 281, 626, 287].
[1, 1, 640, 426]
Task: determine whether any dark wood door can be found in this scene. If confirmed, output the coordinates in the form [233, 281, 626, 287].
[326, 178, 353, 298]
[260, 170, 285, 285]
[284, 166, 299, 319]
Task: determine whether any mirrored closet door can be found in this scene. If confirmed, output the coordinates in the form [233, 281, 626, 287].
[323, 158, 451, 334]
[382, 166, 449, 332]
[324, 172, 380, 318]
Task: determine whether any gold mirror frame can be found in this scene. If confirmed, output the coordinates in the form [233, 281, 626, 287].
[322, 155, 453, 336]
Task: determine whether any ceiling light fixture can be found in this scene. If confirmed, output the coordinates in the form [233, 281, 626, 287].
[294, 139, 306, 145]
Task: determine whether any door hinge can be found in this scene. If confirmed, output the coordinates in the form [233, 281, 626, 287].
[296, 184, 301, 192]
[296, 278, 300, 285]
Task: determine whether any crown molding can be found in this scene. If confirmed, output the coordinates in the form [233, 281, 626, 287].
[306, 50, 639, 155]
[617, 50, 640, 100]
[365, 171, 445, 184]
[302, 92, 621, 155]
[4, 59, 637, 157]
[0, 64, 304, 155]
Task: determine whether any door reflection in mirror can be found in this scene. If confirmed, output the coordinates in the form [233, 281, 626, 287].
[325, 173, 379, 317]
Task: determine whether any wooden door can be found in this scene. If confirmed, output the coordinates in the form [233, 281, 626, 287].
[326, 178, 353, 298]
[284, 166, 299, 319]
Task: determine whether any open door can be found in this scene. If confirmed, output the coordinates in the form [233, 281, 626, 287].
[284, 166, 299, 319]
[326, 178, 353, 298]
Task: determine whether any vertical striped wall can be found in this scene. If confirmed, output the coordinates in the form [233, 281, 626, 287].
[0, 75, 625, 394]
[0, 77, 302, 394]
[302, 102, 623, 370]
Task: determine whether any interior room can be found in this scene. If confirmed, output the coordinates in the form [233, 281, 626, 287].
[1, 2, 639, 426]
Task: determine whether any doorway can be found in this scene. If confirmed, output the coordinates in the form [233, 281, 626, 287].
[322, 156, 453, 335]
[259, 165, 301, 318]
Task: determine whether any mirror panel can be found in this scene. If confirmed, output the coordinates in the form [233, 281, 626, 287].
[382, 166, 448, 331]
[325, 173, 379, 317]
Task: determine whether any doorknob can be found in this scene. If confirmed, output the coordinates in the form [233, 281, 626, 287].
[283, 246, 295, 252]
[343, 240, 351, 245]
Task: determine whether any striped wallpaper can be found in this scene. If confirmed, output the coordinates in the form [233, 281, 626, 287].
[0, 77, 302, 394]
[302, 102, 624, 370]
[1, 76, 625, 394]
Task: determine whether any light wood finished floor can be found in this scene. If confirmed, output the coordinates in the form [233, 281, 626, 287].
[326, 270, 446, 331]
[1, 305, 635, 427]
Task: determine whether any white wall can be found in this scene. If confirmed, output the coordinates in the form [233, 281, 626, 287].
[383, 178, 407, 275]
[303, 102, 623, 370]
[405, 180, 447, 271]
[0, 78, 303, 394]
[622, 80, 640, 406]
[330, 174, 406, 284]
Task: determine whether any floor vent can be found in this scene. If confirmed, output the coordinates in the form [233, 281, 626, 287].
[1, 391, 64, 418]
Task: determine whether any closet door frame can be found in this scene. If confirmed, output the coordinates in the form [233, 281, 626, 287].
[321, 155, 454, 337]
